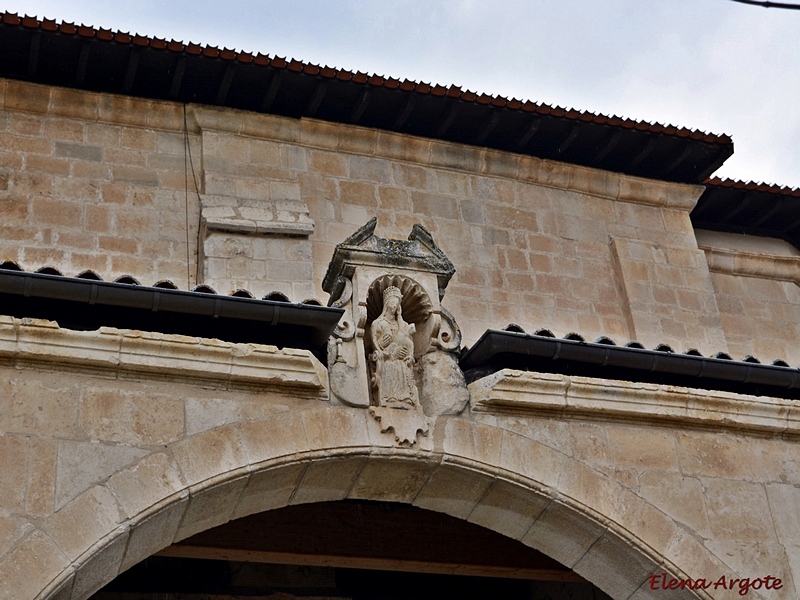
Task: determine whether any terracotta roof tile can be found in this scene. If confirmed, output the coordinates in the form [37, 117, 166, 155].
[705, 177, 800, 197]
[0, 11, 735, 156]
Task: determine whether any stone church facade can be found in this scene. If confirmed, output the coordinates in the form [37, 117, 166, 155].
[1, 12, 800, 600]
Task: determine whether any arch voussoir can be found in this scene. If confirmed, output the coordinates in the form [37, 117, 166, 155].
[18, 406, 738, 600]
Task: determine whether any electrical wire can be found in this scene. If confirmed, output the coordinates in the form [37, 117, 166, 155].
[729, 0, 800, 9]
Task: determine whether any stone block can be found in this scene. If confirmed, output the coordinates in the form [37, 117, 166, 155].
[105, 452, 185, 519]
[54, 141, 102, 163]
[411, 191, 458, 220]
[498, 430, 562, 489]
[70, 529, 128, 600]
[766, 484, 800, 546]
[606, 426, 678, 471]
[375, 132, 431, 164]
[391, 163, 434, 190]
[5, 80, 51, 114]
[55, 440, 148, 511]
[111, 165, 159, 187]
[340, 180, 378, 208]
[301, 406, 371, 450]
[639, 471, 710, 537]
[0, 529, 69, 600]
[299, 119, 341, 151]
[44, 486, 123, 562]
[468, 478, 549, 540]
[615, 489, 678, 556]
[349, 456, 435, 503]
[309, 150, 348, 177]
[120, 497, 188, 573]
[413, 461, 493, 520]
[170, 426, 248, 488]
[704, 479, 776, 543]
[0, 435, 26, 513]
[481, 150, 519, 180]
[522, 501, 606, 568]
[703, 540, 794, 600]
[435, 418, 503, 468]
[338, 126, 377, 156]
[233, 462, 307, 519]
[0, 515, 34, 559]
[237, 412, 309, 467]
[349, 155, 391, 183]
[39, 571, 74, 600]
[429, 141, 481, 172]
[174, 475, 249, 541]
[291, 456, 366, 506]
[26, 438, 57, 517]
[573, 529, 659, 600]
[435, 170, 471, 197]
[79, 389, 184, 446]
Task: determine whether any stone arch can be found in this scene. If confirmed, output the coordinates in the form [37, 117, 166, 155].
[15, 405, 736, 600]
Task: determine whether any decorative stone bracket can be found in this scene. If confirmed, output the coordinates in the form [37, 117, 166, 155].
[322, 219, 470, 445]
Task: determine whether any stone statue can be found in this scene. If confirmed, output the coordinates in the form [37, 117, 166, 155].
[370, 286, 419, 408]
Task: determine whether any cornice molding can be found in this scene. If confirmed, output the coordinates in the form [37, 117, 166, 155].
[0, 316, 328, 397]
[701, 245, 800, 283]
[470, 369, 800, 437]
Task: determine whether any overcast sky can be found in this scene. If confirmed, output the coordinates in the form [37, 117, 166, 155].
[6, 0, 800, 187]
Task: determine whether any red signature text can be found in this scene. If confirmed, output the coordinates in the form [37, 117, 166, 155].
[648, 573, 783, 595]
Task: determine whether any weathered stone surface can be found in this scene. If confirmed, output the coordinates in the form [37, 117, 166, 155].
[174, 475, 249, 542]
[55, 441, 148, 510]
[468, 479, 549, 540]
[44, 486, 123, 562]
[572, 530, 660, 600]
[234, 463, 307, 519]
[412, 462, 493, 519]
[348, 456, 435, 503]
[69, 530, 128, 600]
[0, 77, 798, 600]
[290, 456, 365, 506]
[522, 502, 606, 568]
[120, 498, 188, 573]
[0, 529, 69, 600]
[416, 351, 470, 416]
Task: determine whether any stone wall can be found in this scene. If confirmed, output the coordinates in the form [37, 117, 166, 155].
[0, 78, 736, 354]
[3, 78, 800, 600]
[0, 320, 799, 599]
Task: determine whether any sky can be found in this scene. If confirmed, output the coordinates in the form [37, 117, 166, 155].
[5, 0, 800, 187]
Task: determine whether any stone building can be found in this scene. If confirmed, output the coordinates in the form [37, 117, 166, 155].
[0, 11, 799, 600]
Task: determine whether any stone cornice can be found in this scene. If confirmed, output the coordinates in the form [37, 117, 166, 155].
[1, 78, 703, 211]
[701, 245, 800, 283]
[470, 369, 800, 437]
[0, 316, 328, 397]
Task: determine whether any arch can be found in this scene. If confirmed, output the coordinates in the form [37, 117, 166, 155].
[13, 405, 732, 600]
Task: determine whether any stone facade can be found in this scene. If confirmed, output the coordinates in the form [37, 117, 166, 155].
[1, 78, 800, 600]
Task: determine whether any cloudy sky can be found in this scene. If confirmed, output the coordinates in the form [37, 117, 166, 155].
[6, 0, 800, 187]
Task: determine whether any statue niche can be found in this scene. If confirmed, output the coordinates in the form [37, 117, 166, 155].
[322, 218, 470, 446]
[370, 286, 419, 409]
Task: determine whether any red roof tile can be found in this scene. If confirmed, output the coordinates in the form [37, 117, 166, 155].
[705, 177, 800, 197]
[11, 11, 728, 144]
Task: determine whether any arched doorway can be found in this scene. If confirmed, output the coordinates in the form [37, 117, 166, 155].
[28, 408, 718, 600]
[91, 500, 612, 599]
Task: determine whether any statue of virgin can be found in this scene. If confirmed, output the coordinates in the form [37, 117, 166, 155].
[370, 286, 419, 408]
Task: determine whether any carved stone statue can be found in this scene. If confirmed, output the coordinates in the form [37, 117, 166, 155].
[370, 286, 419, 408]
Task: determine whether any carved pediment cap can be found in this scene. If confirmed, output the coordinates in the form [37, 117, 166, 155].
[322, 219, 455, 303]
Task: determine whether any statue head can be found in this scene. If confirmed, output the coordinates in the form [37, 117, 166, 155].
[382, 286, 402, 314]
